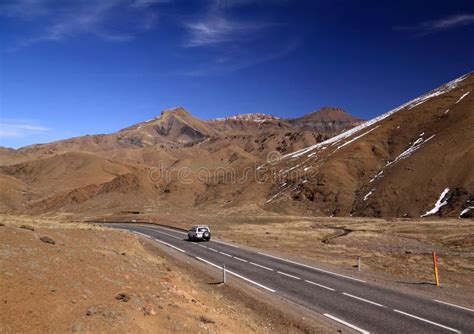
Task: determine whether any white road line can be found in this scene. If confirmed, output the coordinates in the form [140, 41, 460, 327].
[393, 309, 460, 333]
[195, 256, 222, 269]
[154, 230, 183, 240]
[199, 244, 208, 248]
[219, 252, 232, 257]
[342, 293, 385, 308]
[134, 231, 151, 239]
[323, 314, 370, 334]
[304, 280, 335, 291]
[250, 262, 274, 271]
[277, 271, 301, 280]
[228, 269, 276, 293]
[258, 252, 366, 283]
[154, 226, 187, 235]
[212, 239, 240, 248]
[434, 299, 474, 312]
[209, 247, 219, 252]
[234, 257, 248, 263]
[154, 239, 186, 253]
[138, 227, 183, 240]
[195, 257, 276, 293]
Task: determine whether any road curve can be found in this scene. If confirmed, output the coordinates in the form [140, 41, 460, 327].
[105, 223, 474, 334]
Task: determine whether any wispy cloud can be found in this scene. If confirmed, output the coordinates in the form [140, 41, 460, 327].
[131, 0, 171, 8]
[181, 38, 299, 76]
[394, 14, 474, 36]
[182, 0, 282, 47]
[1, 0, 167, 49]
[178, 0, 292, 74]
[0, 119, 51, 138]
[212, 0, 288, 9]
[184, 16, 273, 47]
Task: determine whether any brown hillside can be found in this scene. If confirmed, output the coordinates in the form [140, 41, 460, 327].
[263, 72, 474, 218]
[288, 107, 364, 134]
[0, 152, 137, 205]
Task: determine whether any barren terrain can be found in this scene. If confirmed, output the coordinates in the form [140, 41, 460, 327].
[0, 215, 331, 333]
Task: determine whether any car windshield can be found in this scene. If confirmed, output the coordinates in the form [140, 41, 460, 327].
[198, 228, 208, 232]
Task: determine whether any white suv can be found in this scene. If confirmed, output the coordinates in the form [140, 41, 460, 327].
[188, 225, 211, 241]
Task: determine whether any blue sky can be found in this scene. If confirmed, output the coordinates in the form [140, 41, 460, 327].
[1, 0, 473, 148]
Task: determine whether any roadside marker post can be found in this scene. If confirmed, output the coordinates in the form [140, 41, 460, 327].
[222, 264, 227, 284]
[357, 256, 361, 271]
[432, 252, 440, 287]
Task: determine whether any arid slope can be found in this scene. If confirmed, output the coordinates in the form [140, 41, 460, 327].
[264, 72, 474, 218]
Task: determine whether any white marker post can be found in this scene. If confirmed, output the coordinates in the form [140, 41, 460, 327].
[222, 264, 227, 284]
[357, 256, 361, 271]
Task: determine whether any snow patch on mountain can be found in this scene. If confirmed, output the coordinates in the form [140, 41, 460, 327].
[265, 183, 291, 204]
[211, 113, 280, 123]
[455, 91, 470, 104]
[363, 188, 375, 201]
[421, 188, 450, 217]
[282, 73, 468, 160]
[336, 125, 380, 150]
[370, 134, 435, 183]
[460, 207, 473, 218]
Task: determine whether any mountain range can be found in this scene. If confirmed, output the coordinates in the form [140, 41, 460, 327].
[0, 72, 472, 218]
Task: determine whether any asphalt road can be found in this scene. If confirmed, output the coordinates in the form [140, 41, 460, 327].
[106, 223, 474, 333]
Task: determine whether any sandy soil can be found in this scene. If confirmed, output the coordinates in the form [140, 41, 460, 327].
[0, 215, 330, 333]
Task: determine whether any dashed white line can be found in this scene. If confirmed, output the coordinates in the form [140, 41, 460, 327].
[139, 227, 183, 240]
[304, 280, 335, 291]
[277, 271, 301, 280]
[154, 239, 186, 253]
[199, 244, 208, 248]
[434, 299, 474, 312]
[219, 252, 232, 257]
[258, 252, 366, 283]
[342, 293, 385, 308]
[234, 257, 248, 263]
[250, 262, 274, 271]
[393, 309, 460, 333]
[195, 257, 276, 293]
[212, 239, 240, 248]
[208, 247, 219, 252]
[324, 314, 370, 334]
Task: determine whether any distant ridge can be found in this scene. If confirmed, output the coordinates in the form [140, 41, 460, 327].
[288, 106, 364, 134]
